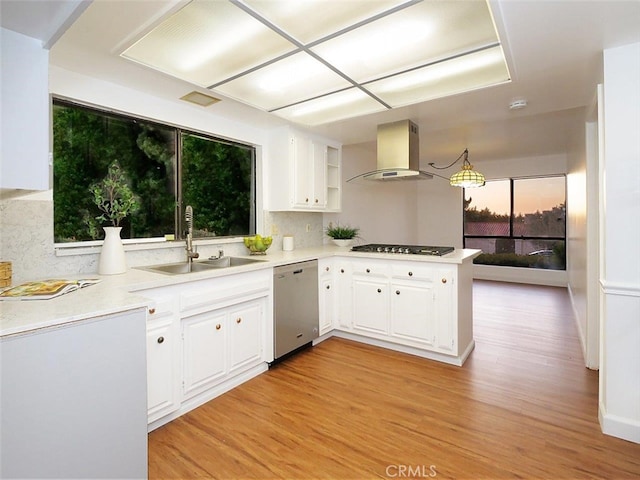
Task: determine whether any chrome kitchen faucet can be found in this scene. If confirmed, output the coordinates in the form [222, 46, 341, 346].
[185, 205, 199, 264]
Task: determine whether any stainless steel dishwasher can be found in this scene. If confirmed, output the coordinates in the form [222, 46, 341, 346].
[273, 260, 319, 361]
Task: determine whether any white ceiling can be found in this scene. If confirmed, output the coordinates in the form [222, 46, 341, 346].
[2, 0, 639, 165]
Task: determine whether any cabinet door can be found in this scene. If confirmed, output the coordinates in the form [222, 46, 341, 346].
[227, 300, 263, 375]
[335, 262, 352, 329]
[311, 140, 327, 209]
[390, 281, 436, 347]
[147, 316, 180, 422]
[352, 276, 389, 334]
[319, 277, 334, 335]
[182, 310, 227, 399]
[291, 134, 312, 208]
[434, 269, 455, 354]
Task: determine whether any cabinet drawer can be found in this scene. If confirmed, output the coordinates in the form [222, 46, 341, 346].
[350, 259, 388, 277]
[390, 263, 436, 281]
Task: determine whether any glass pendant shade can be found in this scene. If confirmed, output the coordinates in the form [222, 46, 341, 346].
[450, 163, 486, 188]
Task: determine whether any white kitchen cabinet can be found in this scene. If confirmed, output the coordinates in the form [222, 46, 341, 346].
[1, 308, 148, 479]
[182, 308, 228, 399]
[352, 276, 389, 335]
[318, 258, 335, 336]
[335, 259, 353, 330]
[330, 257, 467, 364]
[140, 289, 181, 424]
[139, 268, 272, 430]
[267, 126, 341, 212]
[227, 300, 263, 375]
[390, 279, 436, 347]
[1, 28, 50, 192]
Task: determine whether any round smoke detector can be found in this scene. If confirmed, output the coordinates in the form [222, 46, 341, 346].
[509, 99, 528, 110]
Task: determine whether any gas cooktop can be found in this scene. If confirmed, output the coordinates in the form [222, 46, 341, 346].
[351, 244, 455, 256]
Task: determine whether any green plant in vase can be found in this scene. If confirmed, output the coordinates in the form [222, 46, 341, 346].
[325, 222, 359, 246]
[90, 161, 139, 275]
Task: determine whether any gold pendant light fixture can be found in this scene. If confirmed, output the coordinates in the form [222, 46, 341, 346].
[428, 149, 485, 188]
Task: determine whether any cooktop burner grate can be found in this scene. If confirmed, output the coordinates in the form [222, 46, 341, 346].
[351, 244, 455, 256]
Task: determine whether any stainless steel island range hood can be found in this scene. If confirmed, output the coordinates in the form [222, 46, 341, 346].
[348, 120, 433, 182]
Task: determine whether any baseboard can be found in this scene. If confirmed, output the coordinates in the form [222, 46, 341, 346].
[599, 401, 640, 444]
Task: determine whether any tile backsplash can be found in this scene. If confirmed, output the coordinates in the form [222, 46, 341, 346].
[0, 195, 324, 284]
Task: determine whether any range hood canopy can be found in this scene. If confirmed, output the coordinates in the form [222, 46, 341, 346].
[348, 119, 433, 182]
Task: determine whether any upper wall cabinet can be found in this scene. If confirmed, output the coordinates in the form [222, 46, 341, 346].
[266, 127, 341, 212]
[0, 28, 50, 193]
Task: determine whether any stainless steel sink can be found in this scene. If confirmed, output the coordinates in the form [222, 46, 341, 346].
[201, 256, 265, 268]
[137, 257, 266, 275]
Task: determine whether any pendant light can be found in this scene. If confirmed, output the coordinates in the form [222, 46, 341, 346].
[428, 149, 485, 188]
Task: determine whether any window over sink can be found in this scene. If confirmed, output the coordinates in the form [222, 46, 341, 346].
[52, 99, 256, 243]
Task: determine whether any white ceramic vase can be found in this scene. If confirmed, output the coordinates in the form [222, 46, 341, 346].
[332, 239, 353, 247]
[98, 226, 127, 275]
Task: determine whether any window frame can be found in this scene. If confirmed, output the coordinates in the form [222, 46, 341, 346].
[52, 97, 256, 246]
[462, 175, 567, 269]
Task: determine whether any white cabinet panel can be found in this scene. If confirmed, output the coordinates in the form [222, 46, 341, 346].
[352, 276, 389, 334]
[390, 280, 436, 347]
[1, 28, 50, 191]
[267, 127, 340, 212]
[228, 300, 263, 374]
[182, 309, 227, 399]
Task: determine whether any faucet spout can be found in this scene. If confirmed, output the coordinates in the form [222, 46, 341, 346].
[185, 205, 199, 264]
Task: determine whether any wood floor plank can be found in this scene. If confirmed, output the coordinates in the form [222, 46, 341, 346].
[149, 280, 640, 479]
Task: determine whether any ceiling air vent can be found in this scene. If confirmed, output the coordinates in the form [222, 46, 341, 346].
[180, 91, 220, 107]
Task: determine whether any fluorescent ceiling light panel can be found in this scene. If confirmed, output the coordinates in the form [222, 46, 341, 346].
[121, 0, 511, 125]
[367, 46, 510, 107]
[243, 0, 408, 44]
[274, 89, 387, 125]
[214, 52, 352, 111]
[311, 0, 499, 83]
[122, 0, 295, 87]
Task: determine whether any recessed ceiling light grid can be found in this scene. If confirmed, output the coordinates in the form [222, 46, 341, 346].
[122, 0, 511, 125]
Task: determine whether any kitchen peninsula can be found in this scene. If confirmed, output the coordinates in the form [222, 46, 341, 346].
[0, 245, 479, 479]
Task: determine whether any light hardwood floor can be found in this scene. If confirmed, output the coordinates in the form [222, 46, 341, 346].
[149, 280, 640, 479]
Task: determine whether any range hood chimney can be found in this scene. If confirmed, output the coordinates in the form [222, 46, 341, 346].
[348, 120, 433, 182]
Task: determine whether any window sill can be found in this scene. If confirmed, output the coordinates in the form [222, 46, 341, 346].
[54, 236, 246, 257]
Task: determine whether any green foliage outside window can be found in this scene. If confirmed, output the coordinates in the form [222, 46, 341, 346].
[52, 100, 255, 243]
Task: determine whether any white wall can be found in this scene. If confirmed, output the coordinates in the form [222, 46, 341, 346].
[0, 66, 325, 284]
[325, 142, 420, 245]
[599, 42, 640, 444]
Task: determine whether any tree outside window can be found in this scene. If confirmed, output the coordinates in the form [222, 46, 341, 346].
[52, 100, 255, 243]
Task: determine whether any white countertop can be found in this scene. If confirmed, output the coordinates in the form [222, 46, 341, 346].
[0, 246, 480, 338]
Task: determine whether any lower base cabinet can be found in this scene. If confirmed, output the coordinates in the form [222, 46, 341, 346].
[321, 257, 469, 363]
[183, 298, 264, 399]
[139, 269, 272, 430]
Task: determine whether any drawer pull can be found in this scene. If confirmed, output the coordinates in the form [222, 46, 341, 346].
[325, 266, 330, 272]
[408, 271, 413, 277]
[236, 317, 242, 324]
[148, 307, 156, 315]
[377, 288, 382, 293]
[366, 268, 371, 273]
[326, 285, 331, 290]
[396, 290, 400, 295]
[315, 198, 319, 203]
[442, 278, 447, 284]
[157, 336, 164, 344]
[216, 324, 221, 330]
[340, 269, 344, 273]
